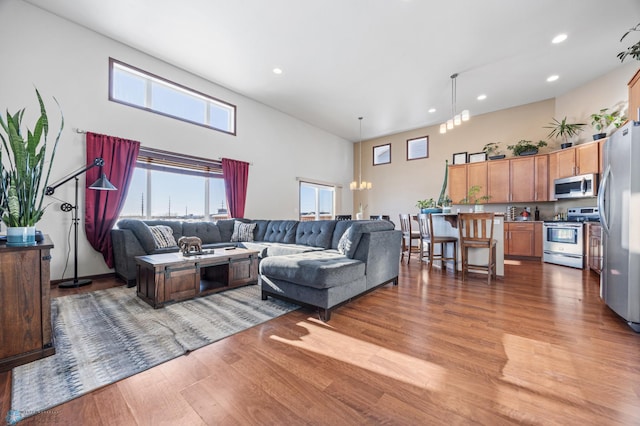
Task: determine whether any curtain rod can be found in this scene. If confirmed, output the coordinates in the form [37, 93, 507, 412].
[73, 127, 87, 134]
[218, 157, 254, 165]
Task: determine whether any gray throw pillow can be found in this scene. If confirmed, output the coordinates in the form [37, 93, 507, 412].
[337, 228, 352, 255]
[149, 225, 177, 248]
[231, 221, 256, 242]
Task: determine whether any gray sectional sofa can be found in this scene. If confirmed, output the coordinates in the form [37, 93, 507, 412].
[111, 218, 402, 320]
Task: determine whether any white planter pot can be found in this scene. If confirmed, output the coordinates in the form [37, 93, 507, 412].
[6, 226, 36, 246]
[355, 212, 363, 220]
[474, 204, 485, 213]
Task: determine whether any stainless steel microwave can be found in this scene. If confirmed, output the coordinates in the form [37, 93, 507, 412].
[554, 173, 598, 199]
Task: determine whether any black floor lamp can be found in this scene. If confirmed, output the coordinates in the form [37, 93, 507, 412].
[46, 157, 117, 288]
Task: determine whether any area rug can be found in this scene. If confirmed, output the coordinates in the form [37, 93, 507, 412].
[10, 284, 298, 418]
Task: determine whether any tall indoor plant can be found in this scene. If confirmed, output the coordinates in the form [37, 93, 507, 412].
[0, 89, 63, 245]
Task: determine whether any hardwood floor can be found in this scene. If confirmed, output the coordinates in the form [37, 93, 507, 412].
[2, 261, 640, 425]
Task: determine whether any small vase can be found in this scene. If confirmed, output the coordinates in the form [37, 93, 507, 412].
[6, 226, 37, 246]
[474, 204, 485, 213]
[356, 212, 363, 220]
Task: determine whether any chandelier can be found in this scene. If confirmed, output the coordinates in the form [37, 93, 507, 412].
[439, 73, 470, 134]
[350, 116, 372, 191]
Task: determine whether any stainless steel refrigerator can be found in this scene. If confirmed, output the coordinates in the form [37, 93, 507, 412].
[598, 121, 640, 332]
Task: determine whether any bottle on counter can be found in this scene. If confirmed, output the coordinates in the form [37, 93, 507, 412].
[534, 206, 540, 221]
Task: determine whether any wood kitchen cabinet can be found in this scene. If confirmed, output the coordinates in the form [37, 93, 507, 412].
[504, 222, 542, 259]
[448, 164, 467, 204]
[548, 141, 600, 199]
[467, 162, 488, 202]
[629, 68, 640, 122]
[487, 155, 547, 203]
[0, 236, 55, 372]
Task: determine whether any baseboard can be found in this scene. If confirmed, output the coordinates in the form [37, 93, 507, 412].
[50, 272, 116, 286]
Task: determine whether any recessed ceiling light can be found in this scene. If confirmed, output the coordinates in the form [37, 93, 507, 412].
[552, 34, 567, 44]
[547, 75, 559, 82]
[477, 94, 487, 101]
[273, 68, 283, 75]
[428, 108, 436, 113]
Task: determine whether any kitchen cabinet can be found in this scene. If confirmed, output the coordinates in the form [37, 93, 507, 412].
[548, 141, 600, 199]
[448, 164, 467, 205]
[629, 68, 640, 122]
[0, 236, 55, 372]
[487, 155, 548, 203]
[587, 222, 602, 275]
[549, 141, 599, 180]
[504, 222, 542, 258]
[467, 162, 488, 203]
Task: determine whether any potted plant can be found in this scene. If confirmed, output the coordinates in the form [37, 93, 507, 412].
[507, 139, 547, 156]
[482, 142, 505, 160]
[617, 22, 640, 62]
[0, 89, 63, 246]
[416, 198, 441, 214]
[545, 117, 584, 149]
[459, 185, 490, 212]
[590, 108, 626, 140]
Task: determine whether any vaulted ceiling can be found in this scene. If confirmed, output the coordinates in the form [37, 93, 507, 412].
[27, 0, 640, 141]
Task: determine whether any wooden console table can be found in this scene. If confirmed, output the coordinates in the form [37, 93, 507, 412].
[0, 236, 55, 372]
[135, 248, 259, 308]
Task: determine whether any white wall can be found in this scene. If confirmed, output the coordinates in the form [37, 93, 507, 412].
[0, 0, 353, 280]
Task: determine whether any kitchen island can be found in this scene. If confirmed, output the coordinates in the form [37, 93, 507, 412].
[429, 212, 505, 277]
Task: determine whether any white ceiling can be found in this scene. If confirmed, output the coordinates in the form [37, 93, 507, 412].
[26, 0, 640, 141]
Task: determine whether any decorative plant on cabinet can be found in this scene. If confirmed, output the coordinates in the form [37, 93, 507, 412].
[0, 89, 63, 246]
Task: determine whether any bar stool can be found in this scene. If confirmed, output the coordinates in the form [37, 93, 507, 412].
[417, 213, 458, 273]
[399, 213, 421, 263]
[458, 213, 497, 283]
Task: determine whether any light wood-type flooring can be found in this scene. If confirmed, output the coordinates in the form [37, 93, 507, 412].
[2, 259, 640, 425]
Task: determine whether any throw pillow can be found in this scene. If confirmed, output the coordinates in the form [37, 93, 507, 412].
[149, 225, 177, 248]
[337, 228, 352, 255]
[231, 221, 256, 242]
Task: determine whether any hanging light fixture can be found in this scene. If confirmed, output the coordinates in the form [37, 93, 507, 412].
[350, 116, 372, 191]
[440, 73, 470, 134]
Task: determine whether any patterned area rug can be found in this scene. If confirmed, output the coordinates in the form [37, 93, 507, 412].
[11, 285, 298, 418]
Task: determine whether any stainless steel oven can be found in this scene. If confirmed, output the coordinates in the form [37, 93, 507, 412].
[542, 207, 599, 269]
[543, 222, 585, 268]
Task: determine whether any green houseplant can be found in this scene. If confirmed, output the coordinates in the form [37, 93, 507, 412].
[459, 185, 490, 211]
[507, 139, 547, 156]
[590, 108, 626, 140]
[545, 117, 584, 149]
[0, 89, 63, 245]
[482, 142, 505, 160]
[617, 22, 640, 62]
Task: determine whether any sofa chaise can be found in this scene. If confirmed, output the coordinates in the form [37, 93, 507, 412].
[111, 218, 402, 320]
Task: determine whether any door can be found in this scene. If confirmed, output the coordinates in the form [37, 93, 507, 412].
[448, 164, 467, 205]
[534, 155, 548, 201]
[576, 142, 599, 175]
[467, 162, 488, 202]
[556, 147, 576, 178]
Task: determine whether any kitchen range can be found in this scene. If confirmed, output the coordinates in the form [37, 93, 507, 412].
[542, 207, 599, 269]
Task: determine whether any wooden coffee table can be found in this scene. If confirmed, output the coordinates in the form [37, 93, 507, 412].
[135, 248, 259, 308]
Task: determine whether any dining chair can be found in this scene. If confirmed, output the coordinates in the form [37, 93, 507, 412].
[417, 213, 457, 273]
[458, 213, 497, 283]
[399, 213, 421, 263]
[369, 215, 382, 220]
[335, 215, 352, 221]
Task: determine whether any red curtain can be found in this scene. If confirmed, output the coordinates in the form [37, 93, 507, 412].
[85, 132, 140, 268]
[222, 158, 250, 218]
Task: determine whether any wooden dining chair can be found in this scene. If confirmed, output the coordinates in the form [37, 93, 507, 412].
[417, 213, 458, 273]
[399, 213, 421, 263]
[458, 213, 497, 283]
[335, 215, 352, 221]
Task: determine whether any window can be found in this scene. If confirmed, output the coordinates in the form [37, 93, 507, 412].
[119, 147, 228, 221]
[109, 58, 236, 135]
[299, 181, 335, 221]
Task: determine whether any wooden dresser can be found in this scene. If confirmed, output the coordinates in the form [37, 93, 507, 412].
[0, 236, 55, 372]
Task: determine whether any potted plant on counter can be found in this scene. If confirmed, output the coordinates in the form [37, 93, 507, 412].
[416, 198, 441, 214]
[545, 117, 584, 149]
[507, 139, 547, 156]
[0, 89, 63, 246]
[459, 185, 490, 212]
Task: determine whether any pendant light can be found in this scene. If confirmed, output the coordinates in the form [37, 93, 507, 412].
[440, 73, 470, 134]
[350, 117, 372, 191]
